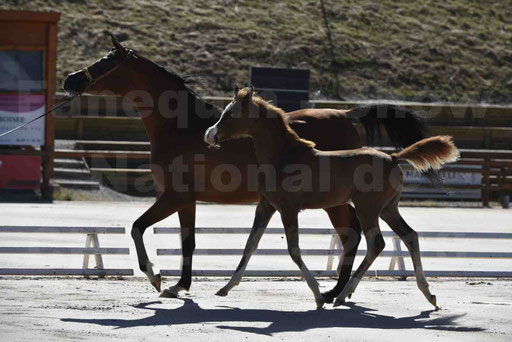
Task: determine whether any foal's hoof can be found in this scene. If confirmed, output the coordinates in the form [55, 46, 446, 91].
[151, 274, 162, 292]
[333, 297, 346, 308]
[321, 292, 335, 304]
[215, 288, 229, 297]
[316, 298, 326, 310]
[429, 295, 438, 309]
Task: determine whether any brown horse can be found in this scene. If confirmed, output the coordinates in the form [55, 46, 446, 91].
[205, 86, 458, 309]
[63, 35, 429, 302]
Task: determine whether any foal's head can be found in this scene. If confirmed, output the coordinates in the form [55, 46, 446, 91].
[63, 34, 138, 96]
[204, 86, 256, 146]
[205, 85, 290, 147]
[205, 86, 316, 149]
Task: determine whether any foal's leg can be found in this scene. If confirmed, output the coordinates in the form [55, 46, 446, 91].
[282, 210, 325, 309]
[162, 203, 196, 298]
[216, 199, 276, 296]
[334, 211, 384, 307]
[131, 192, 190, 292]
[380, 204, 437, 308]
[322, 204, 362, 303]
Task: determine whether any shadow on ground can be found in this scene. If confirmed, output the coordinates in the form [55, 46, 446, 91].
[62, 299, 483, 336]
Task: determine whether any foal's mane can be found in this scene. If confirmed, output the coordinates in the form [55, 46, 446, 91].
[238, 88, 316, 149]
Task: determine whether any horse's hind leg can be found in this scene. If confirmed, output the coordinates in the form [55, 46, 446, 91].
[162, 203, 196, 298]
[216, 198, 276, 296]
[131, 192, 191, 293]
[334, 208, 385, 307]
[380, 202, 438, 308]
[322, 204, 362, 303]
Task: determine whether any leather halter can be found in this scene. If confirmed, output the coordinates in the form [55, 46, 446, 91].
[81, 49, 135, 86]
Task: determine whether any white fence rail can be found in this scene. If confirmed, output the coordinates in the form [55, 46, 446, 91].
[1, 225, 510, 278]
[155, 227, 512, 278]
[0, 226, 133, 276]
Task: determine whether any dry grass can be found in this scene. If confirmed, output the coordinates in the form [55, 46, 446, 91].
[2, 0, 511, 103]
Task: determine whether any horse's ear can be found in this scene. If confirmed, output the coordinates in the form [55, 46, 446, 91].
[109, 33, 126, 54]
[247, 85, 254, 97]
[234, 84, 240, 96]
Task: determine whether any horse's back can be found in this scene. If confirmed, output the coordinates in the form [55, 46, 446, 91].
[287, 108, 362, 151]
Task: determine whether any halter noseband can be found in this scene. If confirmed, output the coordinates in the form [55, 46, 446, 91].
[81, 49, 135, 87]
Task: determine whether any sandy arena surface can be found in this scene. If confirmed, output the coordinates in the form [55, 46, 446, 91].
[0, 201, 512, 340]
[0, 277, 511, 341]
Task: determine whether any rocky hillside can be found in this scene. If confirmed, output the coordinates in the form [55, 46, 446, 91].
[2, 0, 512, 103]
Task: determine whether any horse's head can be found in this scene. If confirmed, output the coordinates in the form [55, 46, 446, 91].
[204, 85, 260, 147]
[63, 34, 136, 96]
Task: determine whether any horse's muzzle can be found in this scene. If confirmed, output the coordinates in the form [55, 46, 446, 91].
[63, 71, 89, 95]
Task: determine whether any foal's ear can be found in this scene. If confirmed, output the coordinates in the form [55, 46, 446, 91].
[109, 33, 127, 54]
[247, 85, 254, 97]
[234, 84, 240, 97]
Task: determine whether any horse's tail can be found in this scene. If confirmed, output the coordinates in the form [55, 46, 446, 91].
[391, 136, 459, 172]
[346, 104, 443, 183]
[347, 104, 428, 149]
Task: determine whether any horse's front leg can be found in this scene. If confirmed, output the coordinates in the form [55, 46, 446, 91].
[161, 203, 196, 298]
[131, 191, 191, 292]
[281, 209, 325, 310]
[322, 204, 362, 303]
[216, 198, 276, 296]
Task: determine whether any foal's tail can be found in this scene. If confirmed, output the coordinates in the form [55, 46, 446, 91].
[391, 136, 459, 172]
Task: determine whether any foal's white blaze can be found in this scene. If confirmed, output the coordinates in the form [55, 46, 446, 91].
[204, 101, 234, 146]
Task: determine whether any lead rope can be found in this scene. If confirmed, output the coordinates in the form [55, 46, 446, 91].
[0, 93, 79, 138]
[0, 48, 135, 138]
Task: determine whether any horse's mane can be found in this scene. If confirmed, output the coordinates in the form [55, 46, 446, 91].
[237, 89, 316, 149]
[136, 53, 199, 96]
[134, 51, 221, 132]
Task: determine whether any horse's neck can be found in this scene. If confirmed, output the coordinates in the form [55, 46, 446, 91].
[125, 77, 172, 146]
[127, 64, 219, 149]
[251, 110, 305, 166]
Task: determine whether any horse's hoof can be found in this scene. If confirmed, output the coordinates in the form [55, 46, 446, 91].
[321, 292, 334, 304]
[160, 285, 184, 298]
[215, 288, 229, 297]
[316, 298, 325, 310]
[160, 289, 178, 298]
[333, 297, 345, 307]
[151, 274, 162, 292]
[430, 295, 438, 308]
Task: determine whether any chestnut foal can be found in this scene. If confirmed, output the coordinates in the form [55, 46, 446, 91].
[205, 87, 459, 309]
